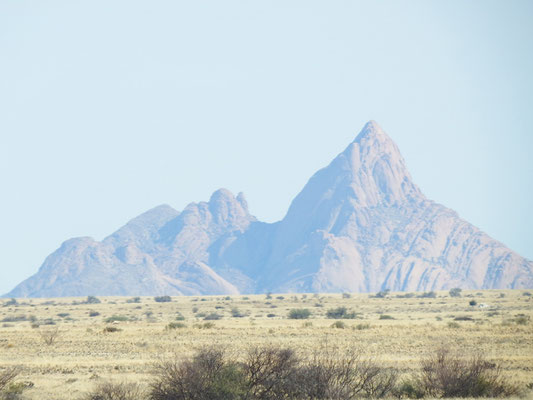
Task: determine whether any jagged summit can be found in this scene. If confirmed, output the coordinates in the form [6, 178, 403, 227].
[5, 121, 532, 297]
[353, 120, 386, 142]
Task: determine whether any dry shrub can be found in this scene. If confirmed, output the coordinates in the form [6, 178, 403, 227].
[150, 347, 246, 400]
[39, 327, 60, 345]
[150, 344, 398, 400]
[85, 381, 144, 400]
[296, 344, 397, 399]
[245, 346, 300, 399]
[416, 347, 520, 398]
[0, 367, 24, 400]
[0, 368, 19, 391]
[148, 344, 521, 399]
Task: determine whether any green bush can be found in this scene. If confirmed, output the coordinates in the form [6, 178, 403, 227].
[203, 313, 222, 321]
[154, 296, 172, 303]
[231, 308, 244, 318]
[379, 314, 394, 320]
[326, 306, 356, 319]
[105, 315, 129, 323]
[287, 309, 311, 319]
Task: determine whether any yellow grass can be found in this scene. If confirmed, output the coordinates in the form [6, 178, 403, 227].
[0, 289, 532, 399]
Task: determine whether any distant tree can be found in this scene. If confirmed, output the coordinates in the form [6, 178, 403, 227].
[449, 288, 462, 297]
[85, 296, 101, 304]
[154, 295, 172, 303]
[469, 300, 477, 306]
[374, 289, 390, 298]
[231, 308, 244, 318]
[4, 298, 18, 307]
[126, 297, 141, 303]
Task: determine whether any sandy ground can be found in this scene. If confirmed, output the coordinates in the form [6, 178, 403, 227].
[0, 289, 532, 399]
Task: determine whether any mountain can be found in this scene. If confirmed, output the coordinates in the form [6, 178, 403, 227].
[250, 121, 532, 293]
[6, 121, 533, 297]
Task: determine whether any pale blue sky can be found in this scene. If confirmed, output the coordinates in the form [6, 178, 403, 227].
[1, 1, 532, 295]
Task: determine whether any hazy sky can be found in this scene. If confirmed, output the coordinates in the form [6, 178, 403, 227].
[1, 1, 532, 295]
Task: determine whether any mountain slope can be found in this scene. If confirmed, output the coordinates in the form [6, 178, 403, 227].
[5, 121, 533, 297]
[252, 121, 533, 292]
[7, 192, 247, 297]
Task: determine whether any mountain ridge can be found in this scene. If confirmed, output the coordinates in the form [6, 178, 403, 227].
[5, 121, 532, 297]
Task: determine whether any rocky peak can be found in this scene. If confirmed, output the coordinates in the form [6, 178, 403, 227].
[282, 122, 422, 227]
[353, 120, 386, 141]
[236, 192, 249, 212]
[208, 188, 255, 231]
[340, 121, 423, 206]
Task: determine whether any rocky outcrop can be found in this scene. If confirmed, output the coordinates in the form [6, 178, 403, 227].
[5, 121, 532, 297]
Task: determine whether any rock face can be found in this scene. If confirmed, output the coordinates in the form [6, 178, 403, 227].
[6, 121, 533, 297]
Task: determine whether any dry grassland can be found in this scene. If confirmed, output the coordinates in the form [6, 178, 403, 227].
[0, 289, 532, 399]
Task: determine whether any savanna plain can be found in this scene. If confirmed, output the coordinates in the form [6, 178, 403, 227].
[0, 289, 532, 399]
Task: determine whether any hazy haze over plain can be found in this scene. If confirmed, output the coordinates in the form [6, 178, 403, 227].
[1, 0, 532, 294]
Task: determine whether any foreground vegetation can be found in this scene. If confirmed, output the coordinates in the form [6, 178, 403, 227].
[81, 343, 520, 400]
[0, 289, 531, 399]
